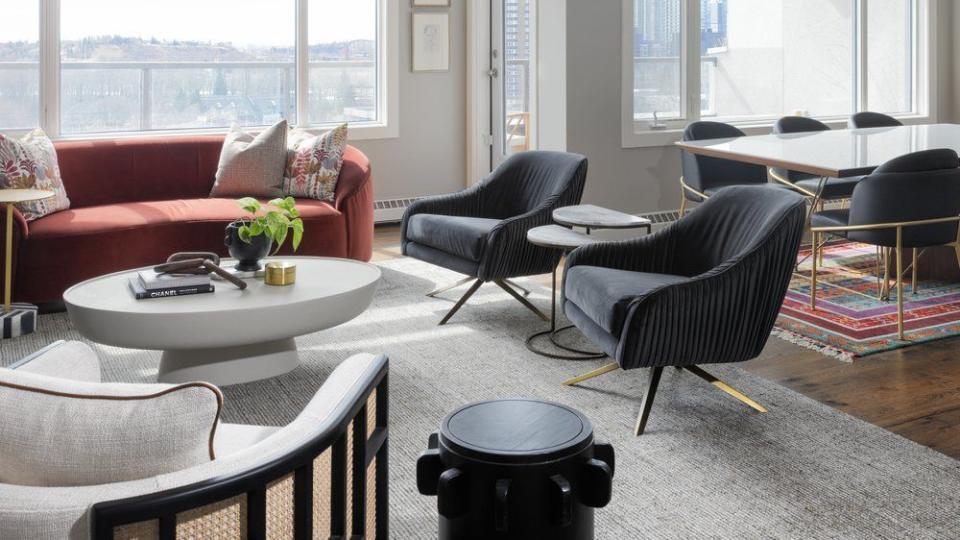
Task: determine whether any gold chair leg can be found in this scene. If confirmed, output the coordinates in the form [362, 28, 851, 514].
[912, 248, 918, 295]
[881, 247, 891, 300]
[562, 362, 619, 386]
[875, 246, 882, 298]
[679, 192, 687, 217]
[683, 365, 768, 413]
[426, 276, 475, 298]
[896, 230, 905, 340]
[810, 232, 818, 310]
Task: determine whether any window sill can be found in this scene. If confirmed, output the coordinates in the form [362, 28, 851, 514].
[42, 121, 399, 144]
[621, 113, 937, 150]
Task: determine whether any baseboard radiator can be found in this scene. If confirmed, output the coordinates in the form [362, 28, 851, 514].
[374, 198, 422, 224]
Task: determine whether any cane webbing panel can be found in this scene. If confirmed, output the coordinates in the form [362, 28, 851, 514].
[366, 458, 377, 538]
[113, 519, 159, 539]
[312, 449, 332, 540]
[266, 474, 295, 539]
[367, 391, 377, 439]
[176, 494, 247, 539]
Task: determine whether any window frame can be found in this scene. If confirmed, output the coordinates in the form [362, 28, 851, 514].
[621, 0, 937, 148]
[13, 0, 398, 141]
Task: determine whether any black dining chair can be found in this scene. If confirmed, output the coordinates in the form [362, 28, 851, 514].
[849, 112, 903, 129]
[678, 121, 770, 216]
[771, 116, 862, 201]
[560, 186, 806, 435]
[401, 151, 588, 325]
[810, 149, 960, 340]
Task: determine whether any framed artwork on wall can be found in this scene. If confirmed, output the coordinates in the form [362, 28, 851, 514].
[412, 0, 451, 6]
[412, 11, 450, 72]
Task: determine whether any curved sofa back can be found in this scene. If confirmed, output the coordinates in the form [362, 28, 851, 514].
[53, 136, 371, 210]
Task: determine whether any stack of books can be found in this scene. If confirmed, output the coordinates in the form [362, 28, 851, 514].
[128, 270, 215, 300]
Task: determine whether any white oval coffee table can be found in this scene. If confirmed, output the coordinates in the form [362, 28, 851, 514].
[64, 257, 381, 385]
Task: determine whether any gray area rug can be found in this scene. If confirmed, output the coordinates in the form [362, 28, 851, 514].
[3, 258, 960, 539]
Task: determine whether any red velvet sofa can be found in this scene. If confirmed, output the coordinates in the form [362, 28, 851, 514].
[1, 136, 374, 306]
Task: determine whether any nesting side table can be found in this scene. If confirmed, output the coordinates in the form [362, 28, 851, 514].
[1, 189, 53, 339]
[526, 225, 605, 359]
[525, 205, 652, 360]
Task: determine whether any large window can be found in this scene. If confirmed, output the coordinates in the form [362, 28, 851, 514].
[0, 0, 40, 130]
[0, 0, 395, 138]
[624, 0, 930, 145]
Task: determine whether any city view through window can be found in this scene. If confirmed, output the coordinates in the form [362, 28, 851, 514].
[0, 0, 378, 134]
[634, 0, 914, 123]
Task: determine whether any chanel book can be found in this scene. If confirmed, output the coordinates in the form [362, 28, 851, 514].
[128, 277, 214, 300]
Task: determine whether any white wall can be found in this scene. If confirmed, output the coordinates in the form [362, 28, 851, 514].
[566, 0, 956, 215]
[351, 1, 467, 201]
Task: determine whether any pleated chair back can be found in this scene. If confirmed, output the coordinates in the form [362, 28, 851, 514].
[478, 151, 588, 220]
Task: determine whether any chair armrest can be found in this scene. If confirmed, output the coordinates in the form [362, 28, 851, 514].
[401, 186, 483, 251]
[6, 341, 101, 383]
[472, 199, 563, 280]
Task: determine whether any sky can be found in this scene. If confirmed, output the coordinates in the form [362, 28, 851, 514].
[1, 0, 376, 47]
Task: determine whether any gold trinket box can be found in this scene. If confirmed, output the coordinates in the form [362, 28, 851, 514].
[265, 261, 297, 286]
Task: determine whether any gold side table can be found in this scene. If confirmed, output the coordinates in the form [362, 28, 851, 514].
[1, 189, 53, 339]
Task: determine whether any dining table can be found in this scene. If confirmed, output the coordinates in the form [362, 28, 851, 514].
[675, 122, 960, 281]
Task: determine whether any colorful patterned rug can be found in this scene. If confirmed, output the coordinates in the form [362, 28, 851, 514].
[775, 241, 960, 361]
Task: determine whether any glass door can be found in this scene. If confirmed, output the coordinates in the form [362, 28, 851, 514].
[492, 0, 537, 167]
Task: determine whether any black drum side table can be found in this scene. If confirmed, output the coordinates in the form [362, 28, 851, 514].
[417, 399, 615, 540]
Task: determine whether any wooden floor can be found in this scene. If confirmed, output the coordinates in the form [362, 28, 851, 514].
[375, 224, 960, 460]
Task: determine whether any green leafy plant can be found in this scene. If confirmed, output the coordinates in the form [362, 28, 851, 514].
[234, 196, 305, 254]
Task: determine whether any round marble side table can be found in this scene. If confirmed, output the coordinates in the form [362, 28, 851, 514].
[526, 225, 605, 360]
[553, 204, 653, 235]
[1, 189, 53, 339]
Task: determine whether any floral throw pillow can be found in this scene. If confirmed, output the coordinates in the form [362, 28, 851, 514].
[0, 129, 70, 221]
[283, 123, 348, 202]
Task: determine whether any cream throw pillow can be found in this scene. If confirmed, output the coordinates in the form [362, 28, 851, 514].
[0, 368, 223, 487]
[210, 120, 288, 198]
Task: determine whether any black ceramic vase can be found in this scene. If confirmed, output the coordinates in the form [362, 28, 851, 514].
[224, 222, 273, 271]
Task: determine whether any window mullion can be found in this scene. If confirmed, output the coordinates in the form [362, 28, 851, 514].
[296, 0, 309, 127]
[684, 0, 701, 123]
[856, 0, 868, 112]
[39, 0, 60, 137]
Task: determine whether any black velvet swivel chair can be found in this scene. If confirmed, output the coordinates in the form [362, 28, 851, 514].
[810, 149, 960, 340]
[849, 111, 903, 129]
[402, 151, 588, 325]
[679, 121, 770, 215]
[771, 116, 862, 201]
[560, 186, 806, 435]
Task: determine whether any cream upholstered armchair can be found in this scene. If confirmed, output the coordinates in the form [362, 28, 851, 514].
[0, 341, 389, 539]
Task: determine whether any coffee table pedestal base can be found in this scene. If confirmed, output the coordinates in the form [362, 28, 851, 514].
[159, 337, 298, 385]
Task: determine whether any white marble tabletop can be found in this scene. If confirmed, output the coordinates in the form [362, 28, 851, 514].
[553, 204, 652, 229]
[527, 225, 600, 251]
[676, 123, 960, 178]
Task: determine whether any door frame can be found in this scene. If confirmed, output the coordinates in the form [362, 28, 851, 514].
[466, 0, 566, 185]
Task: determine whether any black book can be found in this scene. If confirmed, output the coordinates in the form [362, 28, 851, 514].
[128, 277, 215, 300]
